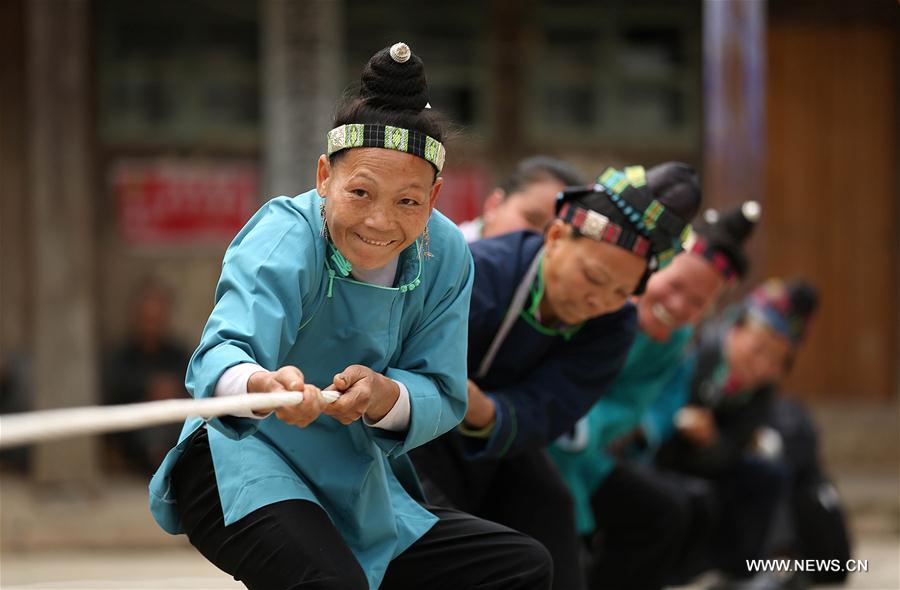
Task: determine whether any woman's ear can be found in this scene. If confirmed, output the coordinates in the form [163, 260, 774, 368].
[428, 176, 444, 212]
[316, 154, 331, 196]
[544, 219, 567, 245]
[482, 188, 504, 211]
[481, 189, 506, 225]
[543, 220, 569, 262]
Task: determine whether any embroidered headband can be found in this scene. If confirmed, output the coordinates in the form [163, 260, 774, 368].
[596, 166, 691, 256]
[681, 231, 740, 282]
[745, 279, 816, 345]
[683, 201, 761, 282]
[555, 166, 693, 270]
[557, 201, 652, 258]
[326, 123, 446, 173]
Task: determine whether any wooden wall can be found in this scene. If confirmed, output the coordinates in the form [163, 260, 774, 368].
[763, 22, 897, 399]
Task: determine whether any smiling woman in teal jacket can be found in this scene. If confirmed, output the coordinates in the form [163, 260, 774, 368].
[550, 202, 760, 590]
[148, 43, 551, 590]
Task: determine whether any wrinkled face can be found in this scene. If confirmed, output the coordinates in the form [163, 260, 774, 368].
[541, 221, 647, 324]
[482, 178, 565, 238]
[726, 319, 793, 389]
[317, 149, 442, 270]
[638, 253, 727, 341]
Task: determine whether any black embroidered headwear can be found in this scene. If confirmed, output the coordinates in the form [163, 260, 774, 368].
[745, 278, 818, 345]
[327, 43, 446, 172]
[554, 163, 702, 293]
[684, 201, 760, 282]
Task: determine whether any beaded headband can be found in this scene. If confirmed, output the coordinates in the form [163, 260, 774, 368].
[554, 166, 692, 271]
[326, 123, 446, 172]
[746, 280, 810, 345]
[596, 166, 691, 255]
[557, 202, 652, 258]
[681, 231, 739, 282]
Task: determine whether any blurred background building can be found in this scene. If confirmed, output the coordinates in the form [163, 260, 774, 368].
[0, 0, 897, 585]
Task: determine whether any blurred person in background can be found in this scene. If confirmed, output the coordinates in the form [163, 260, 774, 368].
[149, 43, 554, 590]
[763, 384, 852, 588]
[0, 351, 32, 472]
[648, 278, 820, 587]
[458, 155, 585, 242]
[550, 199, 760, 590]
[731, 280, 850, 589]
[104, 279, 190, 475]
[412, 163, 700, 590]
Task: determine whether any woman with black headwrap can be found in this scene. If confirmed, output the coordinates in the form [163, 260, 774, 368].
[550, 200, 760, 589]
[413, 163, 701, 590]
[653, 279, 820, 580]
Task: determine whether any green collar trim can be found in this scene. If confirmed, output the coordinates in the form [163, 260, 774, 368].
[519, 253, 582, 340]
[324, 237, 423, 298]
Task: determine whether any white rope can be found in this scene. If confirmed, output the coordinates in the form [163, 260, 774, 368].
[0, 391, 339, 449]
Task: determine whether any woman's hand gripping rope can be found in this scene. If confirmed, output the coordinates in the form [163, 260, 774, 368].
[247, 366, 339, 427]
[322, 364, 401, 425]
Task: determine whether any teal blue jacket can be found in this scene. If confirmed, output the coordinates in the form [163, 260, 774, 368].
[549, 326, 693, 535]
[148, 190, 473, 589]
[640, 353, 696, 453]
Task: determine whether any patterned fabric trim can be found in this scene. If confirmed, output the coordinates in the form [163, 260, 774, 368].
[682, 231, 739, 282]
[557, 202, 652, 258]
[596, 167, 688, 244]
[327, 123, 446, 172]
[747, 279, 808, 345]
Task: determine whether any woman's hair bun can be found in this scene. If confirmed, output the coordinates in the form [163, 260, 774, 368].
[787, 280, 819, 319]
[359, 43, 429, 112]
[692, 200, 761, 279]
[719, 200, 760, 245]
[645, 161, 702, 222]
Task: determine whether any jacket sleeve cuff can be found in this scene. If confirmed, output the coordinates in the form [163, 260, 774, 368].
[461, 393, 517, 460]
[193, 343, 266, 440]
[370, 368, 456, 457]
[215, 363, 271, 419]
[363, 379, 411, 432]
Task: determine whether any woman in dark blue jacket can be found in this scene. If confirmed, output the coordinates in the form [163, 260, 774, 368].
[413, 164, 701, 590]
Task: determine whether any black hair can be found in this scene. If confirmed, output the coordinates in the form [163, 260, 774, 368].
[694, 202, 760, 279]
[787, 279, 819, 319]
[499, 156, 586, 198]
[330, 45, 448, 174]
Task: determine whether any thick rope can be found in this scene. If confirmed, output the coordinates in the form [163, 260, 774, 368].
[0, 391, 339, 449]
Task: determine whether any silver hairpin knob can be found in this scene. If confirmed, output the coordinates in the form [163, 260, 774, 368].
[390, 42, 411, 63]
[703, 208, 720, 224]
[741, 200, 761, 222]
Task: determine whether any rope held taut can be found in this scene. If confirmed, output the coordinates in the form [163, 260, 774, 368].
[0, 391, 339, 449]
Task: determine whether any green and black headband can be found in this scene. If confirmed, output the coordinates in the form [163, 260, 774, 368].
[327, 123, 446, 172]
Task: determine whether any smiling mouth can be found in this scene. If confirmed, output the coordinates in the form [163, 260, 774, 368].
[651, 303, 676, 327]
[355, 233, 395, 247]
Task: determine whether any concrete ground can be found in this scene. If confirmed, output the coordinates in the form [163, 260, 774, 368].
[1, 535, 897, 589]
[1, 548, 241, 589]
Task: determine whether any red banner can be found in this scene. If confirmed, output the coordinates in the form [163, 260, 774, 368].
[112, 159, 258, 246]
[436, 165, 489, 224]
